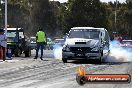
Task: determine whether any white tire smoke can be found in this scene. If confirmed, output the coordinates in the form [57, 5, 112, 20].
[106, 40, 132, 62]
[53, 44, 63, 60]
[53, 40, 132, 62]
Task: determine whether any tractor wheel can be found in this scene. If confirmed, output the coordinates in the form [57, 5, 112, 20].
[14, 48, 21, 57]
[25, 48, 31, 57]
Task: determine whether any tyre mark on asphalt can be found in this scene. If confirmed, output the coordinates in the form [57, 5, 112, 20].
[0, 60, 62, 77]
[0, 63, 114, 87]
[0, 61, 78, 87]
[23, 64, 115, 88]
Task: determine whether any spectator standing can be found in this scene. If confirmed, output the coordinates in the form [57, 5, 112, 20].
[0, 28, 7, 61]
[34, 28, 47, 60]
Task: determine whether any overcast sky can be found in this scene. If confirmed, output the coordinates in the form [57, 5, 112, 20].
[51, 0, 126, 3]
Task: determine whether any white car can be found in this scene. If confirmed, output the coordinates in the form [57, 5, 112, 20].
[62, 27, 110, 63]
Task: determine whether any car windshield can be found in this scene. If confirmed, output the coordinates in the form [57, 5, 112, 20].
[69, 29, 100, 39]
[7, 32, 18, 42]
[7, 32, 16, 37]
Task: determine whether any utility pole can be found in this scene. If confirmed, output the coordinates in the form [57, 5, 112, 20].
[5, 0, 7, 59]
[115, 0, 118, 34]
[5, 0, 7, 35]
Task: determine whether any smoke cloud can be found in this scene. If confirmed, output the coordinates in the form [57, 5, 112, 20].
[53, 44, 63, 60]
[106, 40, 132, 62]
[53, 40, 132, 62]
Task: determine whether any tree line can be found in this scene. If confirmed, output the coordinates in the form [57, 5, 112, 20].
[0, 0, 132, 39]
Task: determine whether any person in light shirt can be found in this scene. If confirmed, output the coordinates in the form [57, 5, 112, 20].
[0, 28, 7, 61]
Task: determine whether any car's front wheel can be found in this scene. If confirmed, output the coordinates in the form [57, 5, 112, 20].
[98, 51, 103, 64]
[98, 57, 103, 64]
[62, 58, 67, 63]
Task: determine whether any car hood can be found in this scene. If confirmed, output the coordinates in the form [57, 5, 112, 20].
[65, 38, 100, 48]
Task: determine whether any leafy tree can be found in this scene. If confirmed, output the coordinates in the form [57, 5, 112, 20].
[4, 0, 56, 36]
[61, 0, 108, 32]
[0, 0, 131, 38]
[29, 0, 56, 36]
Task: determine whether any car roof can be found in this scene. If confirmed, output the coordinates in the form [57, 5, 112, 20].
[30, 37, 36, 39]
[5, 28, 22, 30]
[71, 27, 105, 30]
[55, 39, 64, 40]
[122, 40, 132, 42]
